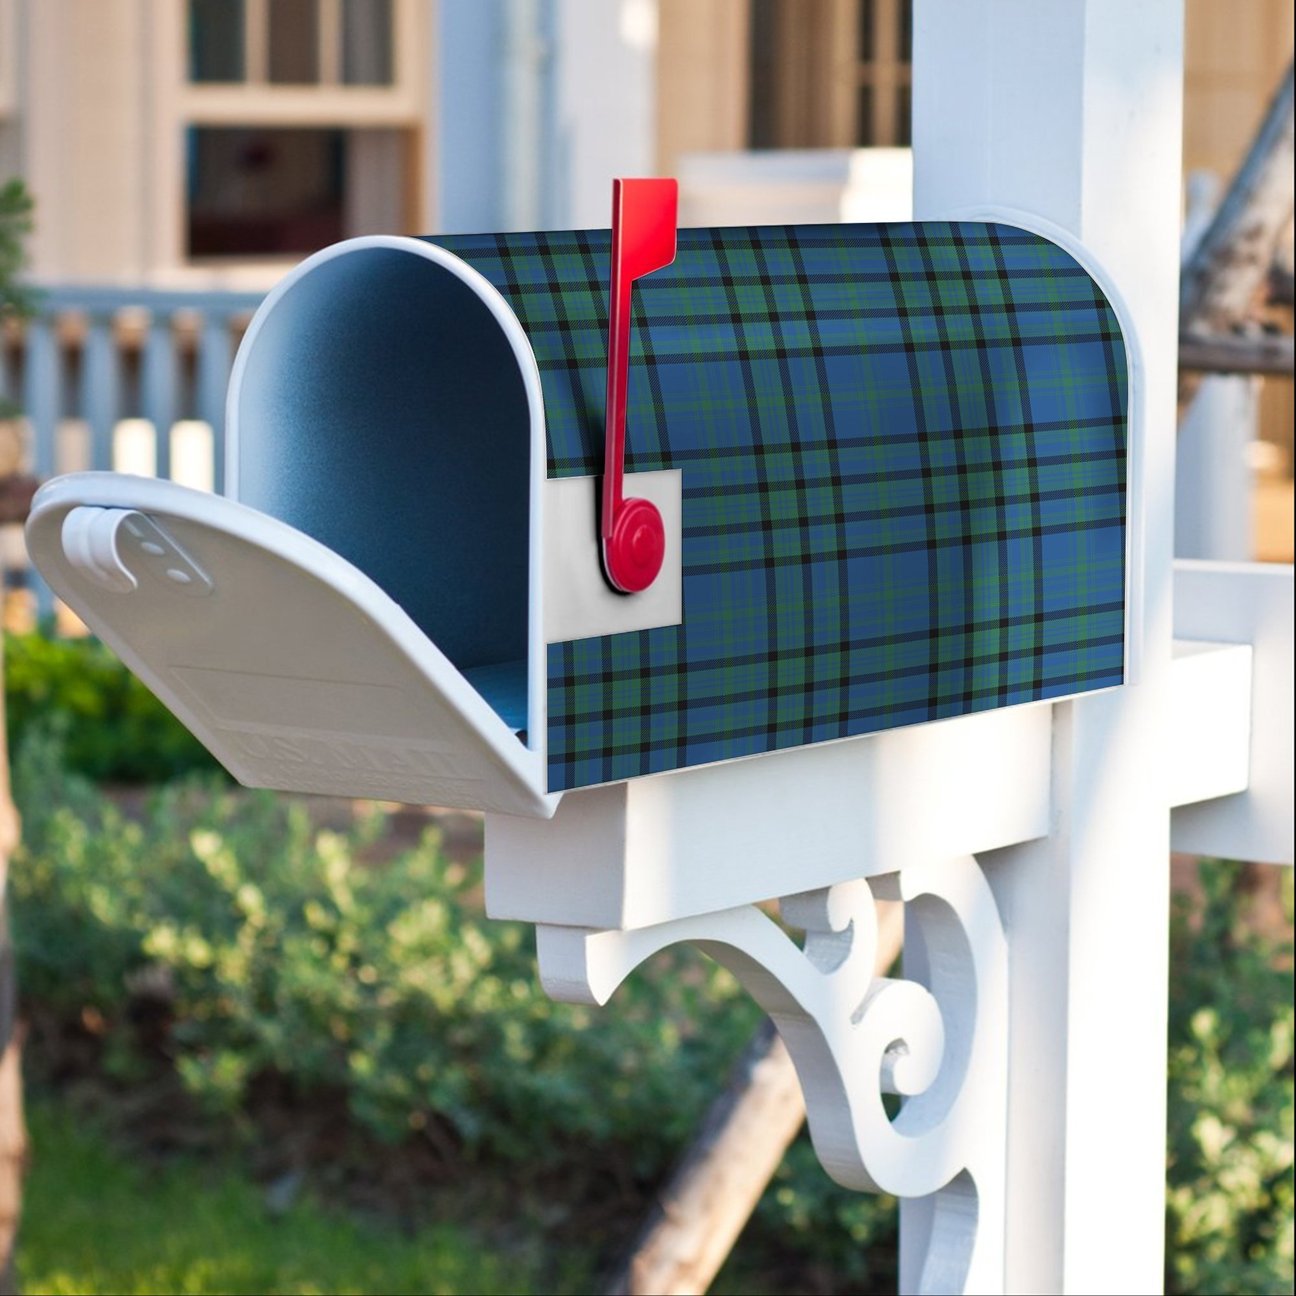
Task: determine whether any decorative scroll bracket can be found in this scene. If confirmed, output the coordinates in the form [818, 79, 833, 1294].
[535, 856, 1007, 1296]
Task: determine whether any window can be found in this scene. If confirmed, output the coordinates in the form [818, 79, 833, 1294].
[342, 0, 394, 85]
[749, 0, 913, 149]
[185, 125, 411, 259]
[190, 0, 246, 82]
[269, 0, 320, 85]
[187, 127, 345, 256]
[856, 0, 912, 146]
[187, 0, 395, 87]
[166, 0, 422, 265]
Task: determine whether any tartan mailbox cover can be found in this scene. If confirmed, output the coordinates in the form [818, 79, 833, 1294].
[27, 218, 1129, 818]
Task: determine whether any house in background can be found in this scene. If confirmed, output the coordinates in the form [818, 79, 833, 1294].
[0, 0, 1289, 566]
[0, 0, 429, 289]
[0, 0, 1289, 271]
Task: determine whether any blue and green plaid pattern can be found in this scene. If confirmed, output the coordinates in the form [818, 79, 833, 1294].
[428, 223, 1128, 792]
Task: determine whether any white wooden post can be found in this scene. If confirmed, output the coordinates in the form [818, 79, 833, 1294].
[1175, 377, 1259, 561]
[912, 3, 1183, 1291]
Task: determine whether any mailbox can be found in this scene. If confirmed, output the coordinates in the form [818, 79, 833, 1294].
[27, 195, 1129, 819]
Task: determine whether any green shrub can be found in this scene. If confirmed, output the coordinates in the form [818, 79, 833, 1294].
[724, 1137, 898, 1294]
[1166, 861, 1294, 1296]
[10, 725, 1293, 1292]
[11, 726, 759, 1171]
[4, 630, 220, 783]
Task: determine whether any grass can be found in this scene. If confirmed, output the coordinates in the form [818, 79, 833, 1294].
[18, 1101, 552, 1295]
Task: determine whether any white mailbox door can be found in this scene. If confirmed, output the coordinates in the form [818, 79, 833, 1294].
[27, 473, 555, 819]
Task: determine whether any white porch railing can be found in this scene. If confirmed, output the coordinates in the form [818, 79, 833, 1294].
[1, 284, 264, 617]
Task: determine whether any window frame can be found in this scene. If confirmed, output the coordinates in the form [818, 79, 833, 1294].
[152, 0, 426, 277]
[182, 0, 421, 123]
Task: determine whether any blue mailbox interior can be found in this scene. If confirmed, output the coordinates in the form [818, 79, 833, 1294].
[232, 245, 533, 734]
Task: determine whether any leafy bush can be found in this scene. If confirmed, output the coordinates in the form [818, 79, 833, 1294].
[11, 726, 758, 1171]
[1166, 861, 1294, 1296]
[4, 631, 221, 783]
[9, 725, 1292, 1293]
[0, 178, 35, 422]
[12, 725, 899, 1289]
[726, 1137, 897, 1294]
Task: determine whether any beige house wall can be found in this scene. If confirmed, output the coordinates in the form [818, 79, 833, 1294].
[656, 0, 750, 177]
[2, 0, 430, 288]
[1184, 0, 1293, 177]
[0, 0, 19, 181]
[1184, 0, 1294, 479]
[23, 0, 153, 283]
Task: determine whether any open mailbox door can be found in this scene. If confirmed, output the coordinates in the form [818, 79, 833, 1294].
[27, 473, 555, 818]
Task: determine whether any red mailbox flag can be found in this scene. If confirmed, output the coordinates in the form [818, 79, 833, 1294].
[601, 177, 678, 593]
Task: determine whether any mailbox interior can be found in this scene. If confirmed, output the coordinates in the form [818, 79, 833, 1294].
[228, 239, 542, 740]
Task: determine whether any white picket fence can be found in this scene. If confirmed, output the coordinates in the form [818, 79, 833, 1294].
[0, 285, 264, 616]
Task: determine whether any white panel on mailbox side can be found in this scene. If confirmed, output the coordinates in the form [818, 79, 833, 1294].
[27, 473, 555, 819]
